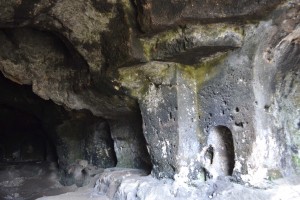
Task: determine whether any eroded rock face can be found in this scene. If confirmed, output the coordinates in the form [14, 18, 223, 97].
[0, 0, 141, 119]
[135, 0, 285, 33]
[108, 116, 152, 171]
[55, 112, 117, 171]
[273, 29, 300, 174]
[139, 23, 244, 64]
[118, 1, 300, 184]
[0, 0, 299, 193]
[0, 74, 118, 185]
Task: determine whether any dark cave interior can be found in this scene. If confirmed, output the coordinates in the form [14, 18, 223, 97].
[0, 73, 60, 165]
[0, 72, 152, 198]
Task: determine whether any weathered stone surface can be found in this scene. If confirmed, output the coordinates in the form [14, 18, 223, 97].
[1, 0, 300, 198]
[0, 73, 117, 187]
[94, 168, 148, 199]
[118, 58, 226, 180]
[0, 0, 146, 73]
[0, 28, 137, 118]
[117, 1, 300, 185]
[90, 168, 300, 200]
[140, 69, 206, 180]
[273, 28, 300, 174]
[135, 0, 285, 32]
[0, 0, 110, 73]
[100, 1, 147, 70]
[0, 0, 146, 119]
[56, 112, 116, 171]
[62, 159, 90, 187]
[108, 116, 152, 171]
[85, 121, 116, 168]
[61, 159, 105, 187]
[140, 23, 244, 64]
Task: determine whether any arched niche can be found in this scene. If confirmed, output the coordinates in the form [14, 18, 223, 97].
[206, 125, 235, 177]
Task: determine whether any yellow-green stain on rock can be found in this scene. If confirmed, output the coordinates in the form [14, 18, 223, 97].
[267, 169, 283, 180]
[118, 52, 227, 99]
[292, 155, 300, 170]
[118, 62, 176, 99]
[140, 23, 243, 61]
[179, 53, 227, 88]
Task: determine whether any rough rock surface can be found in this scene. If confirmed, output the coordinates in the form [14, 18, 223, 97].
[108, 117, 152, 171]
[0, 27, 136, 118]
[118, 1, 300, 184]
[139, 23, 244, 64]
[0, 0, 299, 199]
[38, 168, 300, 200]
[135, 0, 286, 32]
[0, 162, 76, 200]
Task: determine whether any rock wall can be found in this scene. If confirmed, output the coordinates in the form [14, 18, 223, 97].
[0, 0, 299, 187]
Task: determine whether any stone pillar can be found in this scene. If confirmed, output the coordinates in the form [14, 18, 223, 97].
[108, 116, 152, 171]
[139, 67, 204, 181]
[56, 115, 116, 170]
[84, 120, 116, 168]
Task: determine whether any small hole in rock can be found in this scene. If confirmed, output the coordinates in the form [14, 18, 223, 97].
[264, 105, 270, 111]
[169, 112, 172, 120]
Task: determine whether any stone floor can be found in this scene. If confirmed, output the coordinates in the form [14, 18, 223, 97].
[1, 164, 300, 200]
[0, 162, 76, 200]
[39, 169, 300, 200]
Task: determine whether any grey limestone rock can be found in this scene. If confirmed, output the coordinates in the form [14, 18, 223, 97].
[0, 0, 299, 197]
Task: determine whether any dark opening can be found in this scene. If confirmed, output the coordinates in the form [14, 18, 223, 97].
[0, 73, 65, 199]
[0, 73, 60, 166]
[0, 72, 119, 198]
[207, 125, 235, 177]
[0, 105, 57, 164]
